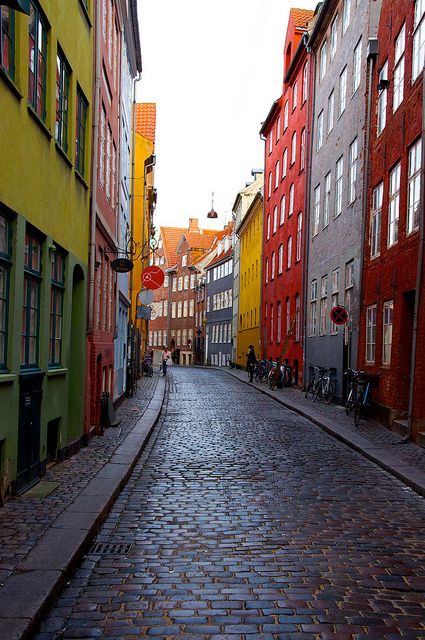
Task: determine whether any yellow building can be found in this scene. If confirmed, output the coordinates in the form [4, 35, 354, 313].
[131, 103, 156, 361]
[0, 1, 92, 494]
[236, 192, 263, 367]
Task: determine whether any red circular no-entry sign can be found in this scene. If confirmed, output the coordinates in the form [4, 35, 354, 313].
[330, 305, 349, 325]
[141, 265, 165, 290]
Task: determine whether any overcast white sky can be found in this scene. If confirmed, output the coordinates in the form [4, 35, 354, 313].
[136, 0, 314, 230]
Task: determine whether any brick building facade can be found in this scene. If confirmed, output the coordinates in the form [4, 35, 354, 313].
[358, 0, 425, 441]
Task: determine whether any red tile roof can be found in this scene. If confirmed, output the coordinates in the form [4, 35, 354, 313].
[290, 7, 315, 30]
[206, 245, 233, 269]
[160, 226, 186, 267]
[134, 103, 156, 142]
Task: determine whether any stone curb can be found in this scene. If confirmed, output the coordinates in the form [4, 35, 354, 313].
[0, 376, 166, 640]
[221, 367, 425, 499]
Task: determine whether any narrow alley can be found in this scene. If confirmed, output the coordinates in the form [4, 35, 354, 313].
[35, 368, 425, 640]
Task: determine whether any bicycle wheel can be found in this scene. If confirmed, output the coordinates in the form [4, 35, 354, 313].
[313, 380, 323, 402]
[354, 389, 363, 426]
[324, 380, 335, 404]
[345, 389, 354, 414]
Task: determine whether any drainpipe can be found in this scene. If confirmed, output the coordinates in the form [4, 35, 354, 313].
[88, 0, 102, 334]
[129, 71, 142, 325]
[302, 46, 316, 386]
[401, 65, 425, 443]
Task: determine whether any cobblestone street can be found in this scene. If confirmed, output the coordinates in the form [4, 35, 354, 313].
[35, 368, 425, 640]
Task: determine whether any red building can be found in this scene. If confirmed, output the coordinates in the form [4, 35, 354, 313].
[149, 219, 216, 365]
[86, 0, 122, 433]
[358, 0, 425, 442]
[260, 8, 314, 386]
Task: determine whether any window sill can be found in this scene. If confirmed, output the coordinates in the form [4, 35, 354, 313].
[55, 142, 73, 168]
[79, 0, 92, 27]
[0, 372, 16, 384]
[75, 169, 89, 190]
[47, 367, 68, 377]
[0, 67, 23, 100]
[27, 105, 52, 140]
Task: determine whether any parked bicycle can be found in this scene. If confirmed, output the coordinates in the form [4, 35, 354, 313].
[313, 367, 337, 404]
[142, 356, 153, 377]
[345, 369, 376, 425]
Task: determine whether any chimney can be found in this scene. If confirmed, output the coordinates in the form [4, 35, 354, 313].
[188, 218, 199, 232]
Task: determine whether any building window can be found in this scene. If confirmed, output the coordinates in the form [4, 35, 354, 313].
[330, 15, 338, 59]
[271, 251, 275, 280]
[276, 115, 281, 142]
[310, 279, 317, 336]
[366, 304, 377, 363]
[277, 301, 282, 342]
[270, 304, 274, 342]
[177, 301, 182, 318]
[55, 51, 70, 152]
[183, 300, 188, 317]
[320, 276, 328, 336]
[287, 236, 292, 269]
[183, 275, 189, 289]
[295, 294, 301, 341]
[292, 81, 298, 110]
[319, 40, 327, 81]
[393, 25, 405, 111]
[0, 7, 15, 79]
[182, 254, 187, 267]
[284, 100, 289, 130]
[330, 268, 340, 334]
[275, 161, 280, 189]
[273, 205, 278, 233]
[377, 61, 388, 136]
[28, 1, 48, 121]
[21, 232, 42, 368]
[313, 184, 321, 236]
[388, 162, 400, 247]
[278, 244, 284, 274]
[370, 182, 383, 258]
[268, 130, 273, 154]
[335, 156, 344, 217]
[286, 298, 291, 335]
[302, 60, 309, 102]
[342, 0, 350, 33]
[268, 171, 272, 197]
[339, 66, 347, 116]
[265, 257, 269, 284]
[171, 301, 176, 318]
[76, 89, 88, 177]
[317, 111, 324, 151]
[279, 194, 286, 225]
[296, 213, 302, 261]
[353, 38, 362, 94]
[282, 148, 288, 178]
[300, 127, 306, 171]
[49, 252, 65, 366]
[382, 301, 393, 365]
[327, 90, 335, 134]
[323, 171, 331, 227]
[266, 213, 271, 240]
[413, 0, 425, 82]
[289, 183, 294, 216]
[349, 137, 358, 204]
[291, 132, 297, 165]
[0, 214, 11, 370]
[408, 139, 421, 234]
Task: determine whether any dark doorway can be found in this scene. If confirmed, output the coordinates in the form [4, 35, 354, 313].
[46, 418, 60, 462]
[17, 372, 44, 492]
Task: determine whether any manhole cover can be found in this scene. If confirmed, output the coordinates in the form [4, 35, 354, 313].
[90, 542, 133, 556]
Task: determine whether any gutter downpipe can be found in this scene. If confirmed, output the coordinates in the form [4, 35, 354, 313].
[88, 0, 101, 334]
[302, 43, 316, 388]
[402, 65, 425, 443]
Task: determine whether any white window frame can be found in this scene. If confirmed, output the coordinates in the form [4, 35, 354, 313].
[278, 244, 284, 274]
[412, 0, 425, 83]
[275, 160, 280, 189]
[349, 137, 358, 204]
[319, 40, 327, 81]
[377, 61, 388, 136]
[366, 304, 377, 363]
[302, 61, 309, 103]
[317, 111, 324, 151]
[324, 171, 331, 227]
[273, 205, 278, 234]
[287, 236, 292, 269]
[353, 38, 362, 94]
[339, 66, 347, 116]
[335, 156, 344, 217]
[293, 81, 298, 110]
[382, 300, 393, 365]
[393, 25, 405, 111]
[284, 100, 289, 130]
[300, 127, 306, 171]
[330, 15, 338, 59]
[289, 183, 295, 217]
[408, 139, 421, 234]
[370, 182, 383, 258]
[313, 184, 321, 236]
[282, 148, 288, 178]
[342, 0, 351, 34]
[279, 194, 286, 226]
[327, 90, 335, 134]
[388, 162, 400, 247]
[291, 131, 297, 165]
[296, 213, 302, 262]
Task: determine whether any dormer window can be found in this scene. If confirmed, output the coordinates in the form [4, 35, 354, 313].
[182, 254, 187, 267]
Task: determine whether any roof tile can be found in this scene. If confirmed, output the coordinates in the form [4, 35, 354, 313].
[134, 103, 157, 142]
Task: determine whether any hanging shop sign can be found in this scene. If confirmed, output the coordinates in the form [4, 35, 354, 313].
[136, 305, 151, 320]
[111, 257, 133, 273]
[141, 265, 165, 289]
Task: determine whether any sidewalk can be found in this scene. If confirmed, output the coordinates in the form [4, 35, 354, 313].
[0, 373, 166, 640]
[221, 366, 425, 497]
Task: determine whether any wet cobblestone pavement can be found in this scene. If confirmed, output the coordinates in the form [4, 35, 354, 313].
[0, 374, 158, 583]
[35, 368, 425, 639]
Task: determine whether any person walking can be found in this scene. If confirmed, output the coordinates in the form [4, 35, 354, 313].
[246, 345, 257, 383]
[162, 347, 171, 376]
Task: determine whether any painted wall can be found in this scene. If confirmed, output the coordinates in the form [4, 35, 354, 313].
[0, 0, 92, 493]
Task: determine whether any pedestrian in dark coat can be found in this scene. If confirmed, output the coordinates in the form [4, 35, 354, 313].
[246, 345, 257, 383]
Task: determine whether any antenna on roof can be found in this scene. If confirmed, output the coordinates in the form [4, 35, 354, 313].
[207, 192, 218, 219]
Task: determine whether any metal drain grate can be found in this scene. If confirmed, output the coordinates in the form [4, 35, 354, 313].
[90, 542, 133, 556]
